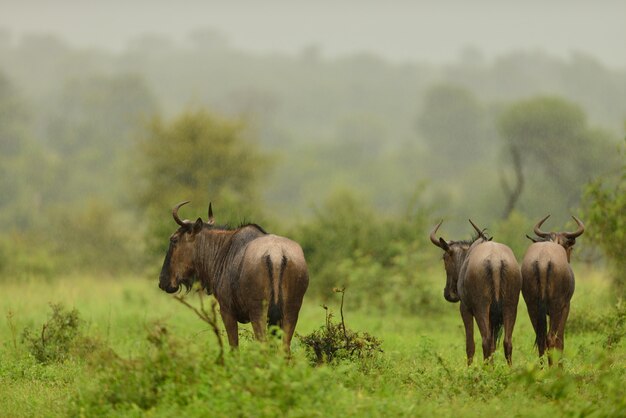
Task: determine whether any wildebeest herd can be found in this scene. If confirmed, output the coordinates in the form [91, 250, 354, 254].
[159, 200, 584, 365]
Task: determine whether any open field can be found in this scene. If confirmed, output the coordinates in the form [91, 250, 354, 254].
[1, 267, 624, 417]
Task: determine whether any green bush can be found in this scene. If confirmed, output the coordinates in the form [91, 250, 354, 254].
[582, 156, 626, 295]
[293, 189, 438, 314]
[21, 303, 83, 364]
[72, 322, 365, 417]
[300, 289, 383, 366]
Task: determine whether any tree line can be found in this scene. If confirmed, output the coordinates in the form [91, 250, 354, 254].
[0, 32, 624, 300]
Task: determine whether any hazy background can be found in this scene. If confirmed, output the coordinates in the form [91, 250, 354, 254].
[2, 1, 626, 67]
[0, 1, 624, 291]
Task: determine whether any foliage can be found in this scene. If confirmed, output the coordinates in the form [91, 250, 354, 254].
[417, 83, 495, 168]
[0, 233, 60, 280]
[300, 288, 383, 365]
[1, 273, 625, 417]
[497, 96, 621, 217]
[582, 148, 626, 294]
[21, 303, 83, 364]
[490, 211, 533, 259]
[136, 108, 270, 256]
[293, 188, 440, 314]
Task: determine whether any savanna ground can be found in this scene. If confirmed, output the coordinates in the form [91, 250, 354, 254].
[1, 265, 624, 418]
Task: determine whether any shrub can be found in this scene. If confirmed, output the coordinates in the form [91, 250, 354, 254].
[21, 303, 83, 364]
[582, 158, 626, 295]
[300, 288, 383, 365]
[293, 189, 437, 314]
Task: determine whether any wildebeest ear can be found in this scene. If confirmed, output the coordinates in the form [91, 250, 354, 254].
[192, 217, 203, 234]
[439, 237, 450, 252]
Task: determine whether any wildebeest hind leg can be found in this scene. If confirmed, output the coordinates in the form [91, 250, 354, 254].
[250, 307, 268, 342]
[502, 304, 518, 366]
[280, 311, 301, 356]
[220, 310, 239, 348]
[474, 310, 493, 363]
[460, 303, 475, 365]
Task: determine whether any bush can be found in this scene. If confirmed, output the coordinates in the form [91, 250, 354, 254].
[72, 321, 362, 417]
[300, 288, 383, 366]
[293, 189, 438, 314]
[582, 156, 626, 295]
[21, 303, 83, 364]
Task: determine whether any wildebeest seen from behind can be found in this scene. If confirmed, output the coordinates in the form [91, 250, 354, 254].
[159, 201, 309, 353]
[430, 220, 522, 365]
[521, 215, 584, 365]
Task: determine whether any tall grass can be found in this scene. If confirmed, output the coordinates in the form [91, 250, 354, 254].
[0, 269, 623, 417]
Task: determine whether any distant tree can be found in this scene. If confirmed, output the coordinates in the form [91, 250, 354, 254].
[497, 96, 620, 218]
[416, 84, 494, 170]
[0, 71, 50, 230]
[136, 109, 269, 255]
[45, 74, 158, 203]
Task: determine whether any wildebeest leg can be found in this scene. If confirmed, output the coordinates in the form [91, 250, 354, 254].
[525, 301, 545, 357]
[281, 315, 298, 355]
[460, 303, 475, 365]
[555, 303, 570, 352]
[502, 303, 518, 366]
[220, 310, 239, 348]
[250, 309, 268, 342]
[474, 310, 493, 363]
[549, 303, 570, 367]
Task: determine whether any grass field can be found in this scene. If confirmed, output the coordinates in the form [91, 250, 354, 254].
[1, 266, 624, 417]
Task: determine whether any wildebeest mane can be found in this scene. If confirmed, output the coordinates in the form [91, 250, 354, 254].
[205, 222, 268, 234]
[454, 232, 490, 247]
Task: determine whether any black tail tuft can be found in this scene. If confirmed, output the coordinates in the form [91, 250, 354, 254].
[490, 298, 504, 344]
[534, 260, 548, 354]
[266, 254, 286, 329]
[486, 261, 504, 344]
[268, 303, 282, 328]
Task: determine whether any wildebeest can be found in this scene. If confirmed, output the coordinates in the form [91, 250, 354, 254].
[159, 201, 309, 353]
[430, 220, 522, 365]
[521, 215, 584, 364]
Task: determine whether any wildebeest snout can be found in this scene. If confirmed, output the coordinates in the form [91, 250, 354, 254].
[159, 273, 179, 293]
[444, 288, 460, 303]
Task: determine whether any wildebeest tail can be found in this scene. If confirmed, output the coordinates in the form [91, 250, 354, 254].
[534, 260, 549, 354]
[265, 254, 287, 328]
[487, 260, 504, 343]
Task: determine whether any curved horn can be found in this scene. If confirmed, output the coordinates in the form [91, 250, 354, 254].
[468, 219, 486, 239]
[564, 215, 585, 239]
[533, 214, 551, 238]
[207, 202, 215, 226]
[172, 200, 190, 226]
[429, 220, 444, 248]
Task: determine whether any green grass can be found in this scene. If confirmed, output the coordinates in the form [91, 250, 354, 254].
[1, 267, 624, 417]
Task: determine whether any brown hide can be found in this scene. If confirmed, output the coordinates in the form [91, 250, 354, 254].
[431, 221, 522, 365]
[159, 202, 309, 353]
[521, 242, 575, 363]
[522, 215, 584, 364]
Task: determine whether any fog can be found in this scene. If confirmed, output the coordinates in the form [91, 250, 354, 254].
[1, 0, 625, 277]
[2, 0, 625, 67]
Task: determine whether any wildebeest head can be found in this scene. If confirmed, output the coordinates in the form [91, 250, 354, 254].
[430, 219, 491, 303]
[526, 215, 585, 262]
[159, 201, 212, 293]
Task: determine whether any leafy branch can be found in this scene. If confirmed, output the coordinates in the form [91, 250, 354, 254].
[173, 292, 224, 365]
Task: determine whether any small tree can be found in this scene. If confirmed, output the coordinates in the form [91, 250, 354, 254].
[417, 84, 494, 170]
[136, 109, 269, 256]
[582, 142, 625, 295]
[497, 96, 620, 218]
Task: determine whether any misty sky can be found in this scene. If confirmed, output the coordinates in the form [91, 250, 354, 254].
[1, 0, 625, 68]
